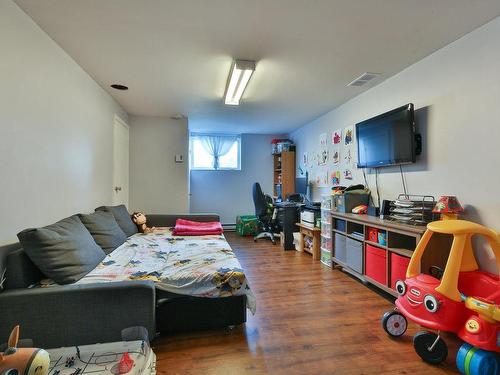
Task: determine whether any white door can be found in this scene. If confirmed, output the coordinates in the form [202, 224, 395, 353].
[113, 115, 130, 207]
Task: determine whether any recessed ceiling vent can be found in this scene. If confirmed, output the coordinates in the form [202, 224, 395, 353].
[347, 72, 381, 87]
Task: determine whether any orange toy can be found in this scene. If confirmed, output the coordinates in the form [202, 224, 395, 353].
[0, 326, 50, 375]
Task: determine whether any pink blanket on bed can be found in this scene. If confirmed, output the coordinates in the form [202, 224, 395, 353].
[172, 218, 223, 236]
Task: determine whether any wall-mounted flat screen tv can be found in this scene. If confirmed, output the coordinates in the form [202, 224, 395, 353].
[356, 103, 416, 168]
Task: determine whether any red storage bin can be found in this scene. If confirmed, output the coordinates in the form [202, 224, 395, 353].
[367, 227, 378, 243]
[390, 252, 411, 290]
[365, 244, 387, 285]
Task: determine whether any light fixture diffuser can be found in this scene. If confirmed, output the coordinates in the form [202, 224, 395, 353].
[224, 60, 256, 105]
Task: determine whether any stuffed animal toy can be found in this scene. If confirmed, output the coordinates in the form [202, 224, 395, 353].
[0, 325, 50, 375]
[132, 212, 155, 234]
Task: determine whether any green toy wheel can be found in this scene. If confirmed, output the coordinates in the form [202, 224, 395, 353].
[413, 331, 448, 365]
[456, 343, 500, 375]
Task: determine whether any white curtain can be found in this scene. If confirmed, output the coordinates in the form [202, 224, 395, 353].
[200, 135, 237, 169]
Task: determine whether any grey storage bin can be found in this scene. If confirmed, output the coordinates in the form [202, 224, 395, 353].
[334, 233, 347, 263]
[346, 237, 363, 273]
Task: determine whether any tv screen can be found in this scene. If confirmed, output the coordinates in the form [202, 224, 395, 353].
[356, 103, 415, 168]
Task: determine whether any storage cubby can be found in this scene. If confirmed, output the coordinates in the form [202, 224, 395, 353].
[346, 221, 364, 240]
[334, 219, 346, 232]
[387, 232, 417, 254]
[330, 211, 453, 297]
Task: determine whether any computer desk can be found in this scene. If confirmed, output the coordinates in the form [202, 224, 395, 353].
[274, 201, 304, 250]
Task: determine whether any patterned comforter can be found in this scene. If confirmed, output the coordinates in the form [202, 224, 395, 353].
[76, 228, 256, 313]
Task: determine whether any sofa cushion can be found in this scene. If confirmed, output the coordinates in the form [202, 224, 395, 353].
[95, 205, 138, 237]
[17, 216, 106, 284]
[79, 211, 127, 254]
[3, 247, 44, 290]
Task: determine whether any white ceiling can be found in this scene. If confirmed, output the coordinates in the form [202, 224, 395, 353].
[15, 0, 500, 134]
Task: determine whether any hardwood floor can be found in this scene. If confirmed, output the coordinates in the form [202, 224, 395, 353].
[153, 232, 460, 375]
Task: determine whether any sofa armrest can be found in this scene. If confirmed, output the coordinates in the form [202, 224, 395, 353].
[0, 281, 155, 348]
[147, 213, 220, 227]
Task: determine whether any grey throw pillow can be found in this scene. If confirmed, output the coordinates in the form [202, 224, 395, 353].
[95, 205, 138, 237]
[17, 215, 106, 284]
[79, 211, 127, 254]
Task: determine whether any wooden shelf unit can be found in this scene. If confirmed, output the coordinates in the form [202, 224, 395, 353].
[273, 151, 295, 199]
[330, 212, 452, 297]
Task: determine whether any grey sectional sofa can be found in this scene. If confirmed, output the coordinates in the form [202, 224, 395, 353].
[0, 210, 246, 348]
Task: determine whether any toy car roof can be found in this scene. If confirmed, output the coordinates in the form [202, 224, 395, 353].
[428, 220, 499, 239]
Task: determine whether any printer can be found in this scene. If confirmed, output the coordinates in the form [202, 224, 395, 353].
[300, 202, 321, 227]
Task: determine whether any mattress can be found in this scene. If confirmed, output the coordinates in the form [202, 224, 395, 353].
[75, 228, 256, 313]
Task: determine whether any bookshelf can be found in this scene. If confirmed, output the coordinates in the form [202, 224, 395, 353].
[273, 151, 295, 200]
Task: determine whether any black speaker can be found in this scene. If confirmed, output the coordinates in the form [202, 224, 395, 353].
[380, 200, 391, 219]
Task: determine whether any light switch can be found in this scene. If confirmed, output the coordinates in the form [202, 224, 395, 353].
[175, 154, 184, 163]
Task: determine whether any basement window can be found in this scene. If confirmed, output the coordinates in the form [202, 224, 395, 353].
[190, 134, 241, 170]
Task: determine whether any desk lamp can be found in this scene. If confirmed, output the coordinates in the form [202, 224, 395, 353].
[432, 196, 464, 220]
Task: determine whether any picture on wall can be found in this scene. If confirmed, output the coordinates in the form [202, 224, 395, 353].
[332, 129, 342, 145]
[344, 148, 353, 166]
[344, 126, 354, 145]
[332, 150, 340, 165]
[344, 169, 353, 180]
[319, 133, 328, 147]
[302, 152, 308, 166]
[319, 149, 328, 165]
[331, 170, 340, 186]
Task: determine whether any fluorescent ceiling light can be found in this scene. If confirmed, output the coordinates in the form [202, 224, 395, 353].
[224, 60, 256, 105]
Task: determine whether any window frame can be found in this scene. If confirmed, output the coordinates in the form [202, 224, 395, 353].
[189, 133, 242, 171]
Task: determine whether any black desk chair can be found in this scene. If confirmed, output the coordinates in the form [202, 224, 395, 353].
[252, 182, 277, 244]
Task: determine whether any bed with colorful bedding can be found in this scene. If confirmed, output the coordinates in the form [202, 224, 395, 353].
[75, 228, 256, 314]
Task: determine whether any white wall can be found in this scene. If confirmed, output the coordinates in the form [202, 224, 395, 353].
[0, 1, 128, 245]
[291, 16, 500, 273]
[190, 134, 278, 225]
[129, 116, 189, 214]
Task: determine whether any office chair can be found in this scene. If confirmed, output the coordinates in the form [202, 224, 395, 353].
[252, 182, 277, 245]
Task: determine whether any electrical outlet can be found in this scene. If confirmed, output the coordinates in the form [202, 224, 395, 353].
[175, 154, 184, 163]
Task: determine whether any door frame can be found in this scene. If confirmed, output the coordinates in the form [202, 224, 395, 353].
[113, 114, 130, 207]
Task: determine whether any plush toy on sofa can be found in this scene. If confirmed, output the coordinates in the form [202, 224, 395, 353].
[132, 212, 156, 234]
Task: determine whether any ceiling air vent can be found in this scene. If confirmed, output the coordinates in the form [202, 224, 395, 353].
[347, 72, 381, 87]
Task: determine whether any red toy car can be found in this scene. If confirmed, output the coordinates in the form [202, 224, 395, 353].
[381, 220, 500, 375]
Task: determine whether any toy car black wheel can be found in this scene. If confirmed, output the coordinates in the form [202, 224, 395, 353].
[413, 331, 448, 364]
[382, 311, 407, 337]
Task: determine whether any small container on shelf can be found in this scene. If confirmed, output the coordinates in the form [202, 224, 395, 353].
[321, 235, 332, 250]
[378, 232, 387, 246]
[367, 227, 379, 243]
[321, 223, 331, 238]
[320, 247, 332, 267]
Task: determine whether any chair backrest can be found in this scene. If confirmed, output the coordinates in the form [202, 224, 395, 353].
[253, 183, 269, 219]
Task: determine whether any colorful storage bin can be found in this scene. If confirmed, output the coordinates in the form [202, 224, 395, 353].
[236, 215, 259, 236]
[390, 252, 411, 289]
[365, 244, 387, 285]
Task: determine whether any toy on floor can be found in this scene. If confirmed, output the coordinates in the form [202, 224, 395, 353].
[381, 220, 500, 375]
[0, 325, 50, 375]
[132, 212, 155, 234]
